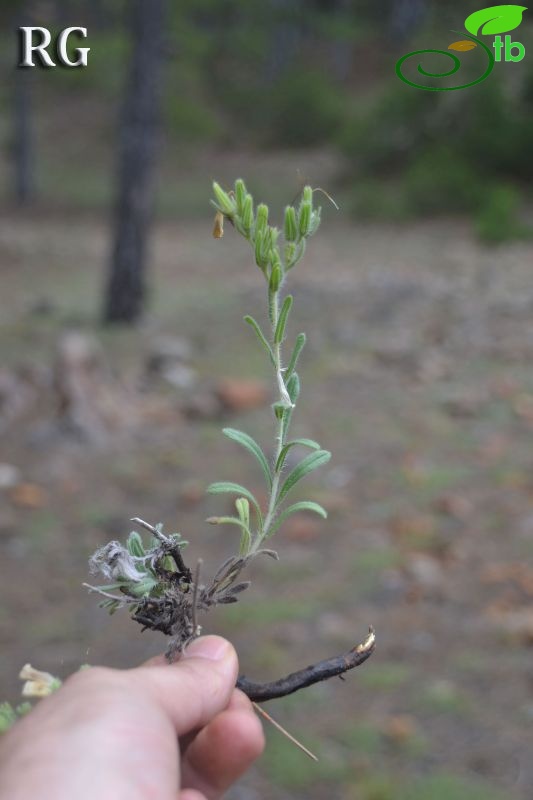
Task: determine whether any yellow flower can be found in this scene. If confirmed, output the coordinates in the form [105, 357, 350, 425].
[19, 664, 61, 698]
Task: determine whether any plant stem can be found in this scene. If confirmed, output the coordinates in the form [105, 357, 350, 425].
[237, 628, 376, 702]
[254, 286, 292, 548]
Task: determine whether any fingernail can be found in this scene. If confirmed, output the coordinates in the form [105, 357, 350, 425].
[183, 636, 230, 662]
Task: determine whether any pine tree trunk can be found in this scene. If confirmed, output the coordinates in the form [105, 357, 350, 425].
[13, 68, 34, 206]
[104, 0, 167, 324]
[389, 0, 427, 40]
[13, 3, 35, 206]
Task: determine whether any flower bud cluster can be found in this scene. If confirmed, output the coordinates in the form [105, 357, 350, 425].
[211, 179, 321, 285]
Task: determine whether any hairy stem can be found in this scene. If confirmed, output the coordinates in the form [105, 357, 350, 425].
[254, 287, 292, 547]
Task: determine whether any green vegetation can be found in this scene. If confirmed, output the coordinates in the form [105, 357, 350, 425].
[475, 185, 524, 243]
[400, 774, 510, 800]
[341, 75, 533, 237]
[263, 728, 347, 789]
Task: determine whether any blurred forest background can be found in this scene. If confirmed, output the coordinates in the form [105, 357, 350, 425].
[1, 1, 533, 799]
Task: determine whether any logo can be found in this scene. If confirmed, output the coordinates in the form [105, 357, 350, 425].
[18, 26, 90, 68]
[396, 4, 527, 90]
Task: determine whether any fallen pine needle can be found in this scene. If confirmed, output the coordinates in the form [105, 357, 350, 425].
[252, 701, 318, 762]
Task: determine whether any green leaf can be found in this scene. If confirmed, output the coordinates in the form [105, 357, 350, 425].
[0, 703, 17, 733]
[239, 528, 251, 555]
[286, 372, 300, 404]
[207, 482, 263, 526]
[235, 497, 250, 529]
[100, 598, 121, 614]
[206, 515, 251, 555]
[88, 582, 129, 592]
[285, 333, 306, 379]
[464, 5, 526, 36]
[223, 428, 272, 489]
[15, 702, 32, 717]
[275, 438, 321, 472]
[127, 531, 145, 559]
[268, 501, 328, 537]
[207, 514, 250, 532]
[244, 316, 275, 366]
[278, 450, 331, 502]
[128, 575, 159, 597]
[274, 295, 293, 344]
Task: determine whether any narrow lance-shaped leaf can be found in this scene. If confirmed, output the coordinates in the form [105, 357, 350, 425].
[206, 515, 250, 533]
[223, 428, 272, 489]
[278, 450, 331, 503]
[464, 5, 527, 36]
[244, 315, 275, 366]
[235, 497, 250, 530]
[275, 438, 321, 472]
[206, 514, 252, 555]
[207, 482, 263, 527]
[286, 372, 300, 404]
[128, 576, 159, 598]
[267, 501, 328, 538]
[285, 332, 306, 379]
[274, 295, 293, 344]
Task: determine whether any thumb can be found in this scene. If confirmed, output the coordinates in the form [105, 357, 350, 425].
[131, 636, 239, 735]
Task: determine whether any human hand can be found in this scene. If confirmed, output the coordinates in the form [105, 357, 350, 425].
[0, 636, 265, 800]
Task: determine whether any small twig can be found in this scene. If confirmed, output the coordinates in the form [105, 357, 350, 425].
[130, 517, 191, 579]
[131, 517, 168, 543]
[82, 583, 136, 604]
[252, 702, 318, 762]
[237, 627, 375, 703]
[191, 559, 202, 637]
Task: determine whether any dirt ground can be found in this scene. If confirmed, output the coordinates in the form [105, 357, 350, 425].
[1, 206, 533, 799]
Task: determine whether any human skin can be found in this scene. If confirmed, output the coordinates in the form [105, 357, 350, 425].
[0, 636, 265, 800]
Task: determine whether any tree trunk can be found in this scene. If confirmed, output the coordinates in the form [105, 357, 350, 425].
[389, 0, 427, 40]
[104, 0, 167, 324]
[12, 2, 35, 206]
[13, 68, 34, 206]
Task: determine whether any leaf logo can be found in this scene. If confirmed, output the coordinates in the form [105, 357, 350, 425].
[464, 4, 527, 36]
[448, 40, 478, 51]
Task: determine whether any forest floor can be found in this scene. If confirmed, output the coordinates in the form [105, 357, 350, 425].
[1, 192, 533, 799]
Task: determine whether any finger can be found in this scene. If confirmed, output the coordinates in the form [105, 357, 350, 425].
[179, 791, 207, 800]
[129, 636, 238, 735]
[178, 689, 255, 755]
[141, 653, 167, 668]
[225, 688, 255, 713]
[180, 693, 265, 799]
